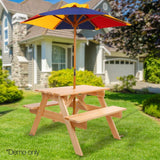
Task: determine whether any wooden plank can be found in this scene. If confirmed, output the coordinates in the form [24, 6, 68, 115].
[58, 97, 83, 156]
[35, 85, 109, 96]
[88, 91, 106, 97]
[43, 110, 64, 123]
[106, 116, 121, 140]
[29, 94, 48, 136]
[65, 106, 126, 123]
[75, 100, 103, 111]
[77, 99, 89, 111]
[66, 95, 75, 107]
[111, 112, 122, 118]
[24, 101, 58, 109]
[30, 109, 87, 130]
[85, 104, 103, 111]
[98, 97, 107, 107]
[71, 122, 87, 130]
[30, 109, 37, 114]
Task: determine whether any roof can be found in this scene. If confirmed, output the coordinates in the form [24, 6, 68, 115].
[104, 45, 133, 58]
[20, 26, 86, 42]
[2, 0, 67, 16]
[104, 44, 147, 59]
[18, 0, 85, 42]
[1, 0, 96, 42]
[86, 0, 101, 9]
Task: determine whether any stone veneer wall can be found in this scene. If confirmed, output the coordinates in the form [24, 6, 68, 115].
[11, 16, 28, 87]
[19, 62, 29, 87]
[40, 72, 51, 88]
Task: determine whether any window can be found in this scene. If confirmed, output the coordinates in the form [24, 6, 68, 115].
[121, 61, 124, 64]
[115, 60, 119, 64]
[110, 60, 114, 64]
[5, 30, 8, 39]
[4, 42, 8, 51]
[125, 61, 129, 64]
[4, 18, 8, 28]
[52, 46, 66, 71]
[3, 16, 9, 52]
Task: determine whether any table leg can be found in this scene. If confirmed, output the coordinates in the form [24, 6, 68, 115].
[97, 91, 107, 107]
[58, 96, 83, 156]
[97, 91, 120, 139]
[29, 94, 48, 136]
[106, 116, 120, 140]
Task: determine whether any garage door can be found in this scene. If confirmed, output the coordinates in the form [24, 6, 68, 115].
[105, 60, 135, 83]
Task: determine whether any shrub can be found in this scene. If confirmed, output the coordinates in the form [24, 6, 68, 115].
[113, 75, 136, 92]
[144, 57, 160, 84]
[142, 95, 160, 118]
[0, 69, 23, 104]
[48, 69, 104, 87]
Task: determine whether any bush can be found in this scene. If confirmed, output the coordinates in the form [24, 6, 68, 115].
[113, 75, 136, 92]
[48, 69, 104, 87]
[0, 69, 23, 104]
[142, 95, 160, 118]
[144, 57, 160, 84]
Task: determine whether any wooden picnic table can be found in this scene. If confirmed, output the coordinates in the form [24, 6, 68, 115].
[24, 85, 126, 156]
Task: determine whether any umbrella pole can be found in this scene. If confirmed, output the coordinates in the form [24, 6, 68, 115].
[73, 26, 76, 89]
[73, 26, 77, 114]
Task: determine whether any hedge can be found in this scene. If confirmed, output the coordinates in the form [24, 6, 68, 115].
[144, 57, 160, 84]
[142, 95, 160, 118]
[0, 69, 23, 104]
[48, 69, 104, 87]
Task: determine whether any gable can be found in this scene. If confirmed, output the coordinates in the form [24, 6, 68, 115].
[80, 0, 112, 40]
[87, 0, 111, 13]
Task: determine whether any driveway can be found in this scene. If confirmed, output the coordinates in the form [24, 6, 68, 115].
[133, 82, 160, 94]
[106, 81, 160, 94]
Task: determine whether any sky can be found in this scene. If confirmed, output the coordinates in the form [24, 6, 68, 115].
[9, 0, 89, 4]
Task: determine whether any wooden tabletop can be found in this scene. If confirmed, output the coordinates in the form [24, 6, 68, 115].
[35, 85, 109, 96]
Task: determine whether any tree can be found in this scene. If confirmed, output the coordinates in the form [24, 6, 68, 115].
[105, 0, 160, 57]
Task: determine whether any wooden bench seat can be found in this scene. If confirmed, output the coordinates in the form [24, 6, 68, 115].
[23, 101, 58, 110]
[65, 106, 126, 123]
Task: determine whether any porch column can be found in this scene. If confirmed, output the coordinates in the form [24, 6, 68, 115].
[76, 42, 85, 71]
[41, 40, 52, 72]
[33, 44, 37, 84]
[96, 44, 103, 74]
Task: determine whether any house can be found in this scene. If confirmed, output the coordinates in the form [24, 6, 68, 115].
[0, 0, 144, 89]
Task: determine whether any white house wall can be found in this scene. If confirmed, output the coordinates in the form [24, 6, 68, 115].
[76, 42, 85, 71]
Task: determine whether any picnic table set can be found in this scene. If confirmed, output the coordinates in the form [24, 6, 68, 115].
[24, 85, 126, 156]
[22, 2, 130, 156]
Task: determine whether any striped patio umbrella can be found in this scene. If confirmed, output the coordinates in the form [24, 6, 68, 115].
[21, 2, 131, 90]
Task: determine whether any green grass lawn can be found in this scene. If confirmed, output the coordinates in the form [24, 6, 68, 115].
[0, 91, 160, 160]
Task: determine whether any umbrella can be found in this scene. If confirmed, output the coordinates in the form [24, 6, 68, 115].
[21, 2, 131, 90]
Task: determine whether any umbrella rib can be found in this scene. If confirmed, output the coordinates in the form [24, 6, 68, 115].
[52, 15, 72, 26]
[78, 15, 99, 26]
[84, 15, 98, 29]
[65, 15, 74, 27]
[76, 15, 84, 25]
